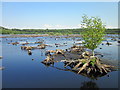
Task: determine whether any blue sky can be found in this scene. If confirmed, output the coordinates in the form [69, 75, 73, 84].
[2, 2, 118, 29]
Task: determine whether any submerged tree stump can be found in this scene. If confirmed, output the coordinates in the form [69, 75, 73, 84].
[21, 44, 47, 50]
[0, 56, 2, 59]
[11, 42, 19, 45]
[61, 56, 115, 76]
[0, 67, 5, 70]
[41, 45, 116, 78]
[41, 55, 57, 66]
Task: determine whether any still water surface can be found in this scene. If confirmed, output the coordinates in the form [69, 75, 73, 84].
[1, 35, 118, 88]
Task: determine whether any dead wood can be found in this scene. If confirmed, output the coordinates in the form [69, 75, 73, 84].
[77, 60, 90, 74]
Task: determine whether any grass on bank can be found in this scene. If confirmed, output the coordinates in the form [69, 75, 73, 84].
[0, 26, 119, 35]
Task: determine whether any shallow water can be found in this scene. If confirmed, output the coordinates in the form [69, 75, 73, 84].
[1, 35, 119, 88]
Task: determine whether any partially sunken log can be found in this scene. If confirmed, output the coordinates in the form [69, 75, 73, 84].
[22, 42, 29, 45]
[37, 44, 46, 49]
[21, 44, 47, 50]
[35, 41, 43, 44]
[11, 42, 19, 45]
[21, 46, 34, 50]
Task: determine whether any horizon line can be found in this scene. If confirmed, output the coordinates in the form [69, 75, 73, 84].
[0, 26, 119, 30]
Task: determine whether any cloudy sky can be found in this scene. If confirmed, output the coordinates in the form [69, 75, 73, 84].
[2, 2, 118, 29]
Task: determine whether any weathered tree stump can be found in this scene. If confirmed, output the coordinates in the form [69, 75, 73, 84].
[41, 45, 116, 78]
[41, 55, 56, 66]
[37, 44, 46, 49]
[61, 56, 115, 76]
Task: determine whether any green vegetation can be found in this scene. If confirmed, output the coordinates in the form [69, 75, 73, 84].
[81, 15, 106, 56]
[90, 57, 96, 67]
[0, 26, 119, 35]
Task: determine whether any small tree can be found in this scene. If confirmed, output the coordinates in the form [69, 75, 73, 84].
[81, 15, 106, 56]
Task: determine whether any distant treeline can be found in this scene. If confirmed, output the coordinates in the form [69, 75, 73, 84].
[0, 26, 119, 35]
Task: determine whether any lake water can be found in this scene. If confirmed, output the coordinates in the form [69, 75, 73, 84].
[1, 35, 119, 88]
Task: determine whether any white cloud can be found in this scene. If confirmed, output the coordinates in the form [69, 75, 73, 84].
[43, 24, 53, 28]
[4, 24, 118, 29]
[42, 24, 81, 29]
[42, 25, 118, 29]
[77, 24, 82, 27]
[106, 25, 118, 29]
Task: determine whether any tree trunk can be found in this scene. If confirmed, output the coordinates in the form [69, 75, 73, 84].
[92, 50, 94, 56]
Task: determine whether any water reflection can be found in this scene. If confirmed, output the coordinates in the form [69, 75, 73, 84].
[2, 34, 118, 88]
[80, 81, 99, 90]
[41, 62, 108, 80]
[41, 62, 54, 67]
[28, 50, 32, 55]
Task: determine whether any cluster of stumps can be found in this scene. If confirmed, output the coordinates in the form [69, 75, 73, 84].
[41, 45, 116, 79]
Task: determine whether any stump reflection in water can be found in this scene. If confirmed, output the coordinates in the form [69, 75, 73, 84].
[41, 62, 108, 80]
[80, 81, 99, 90]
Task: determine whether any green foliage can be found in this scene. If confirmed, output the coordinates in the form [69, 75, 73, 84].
[90, 58, 96, 66]
[0, 26, 119, 35]
[82, 61, 86, 64]
[48, 32, 54, 35]
[81, 15, 106, 55]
